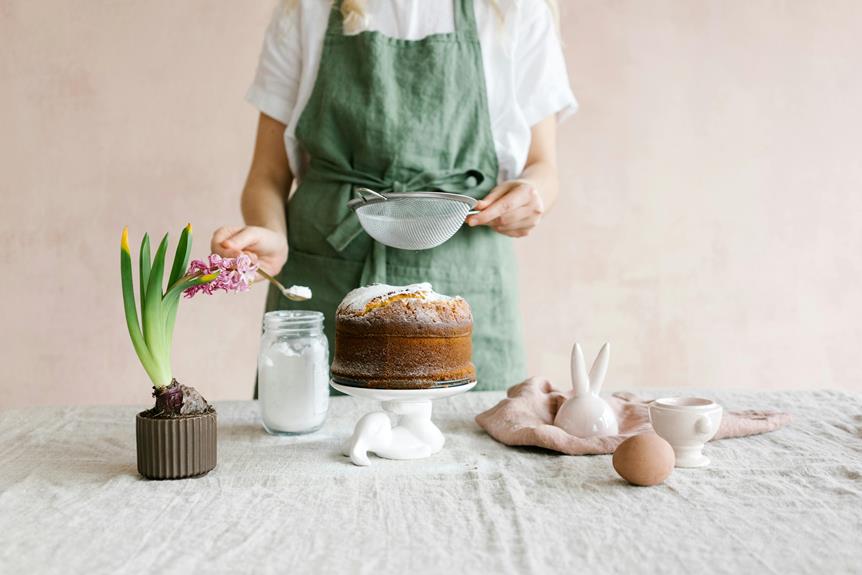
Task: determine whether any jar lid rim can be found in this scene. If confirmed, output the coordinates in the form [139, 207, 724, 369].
[264, 310, 323, 320]
[263, 310, 324, 328]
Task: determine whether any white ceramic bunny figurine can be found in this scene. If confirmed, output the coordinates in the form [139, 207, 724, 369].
[553, 342, 619, 437]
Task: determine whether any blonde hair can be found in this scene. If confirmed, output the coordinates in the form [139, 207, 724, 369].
[283, 1, 560, 36]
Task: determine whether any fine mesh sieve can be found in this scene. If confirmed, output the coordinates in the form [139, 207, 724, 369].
[347, 187, 478, 250]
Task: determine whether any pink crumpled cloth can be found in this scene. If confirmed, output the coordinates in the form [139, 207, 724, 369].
[475, 377, 792, 455]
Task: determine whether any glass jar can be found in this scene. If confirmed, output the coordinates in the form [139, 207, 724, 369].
[258, 310, 329, 435]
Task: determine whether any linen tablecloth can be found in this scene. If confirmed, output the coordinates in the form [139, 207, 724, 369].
[0, 391, 860, 574]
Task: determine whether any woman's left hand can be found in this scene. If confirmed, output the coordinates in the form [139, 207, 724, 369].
[466, 180, 544, 238]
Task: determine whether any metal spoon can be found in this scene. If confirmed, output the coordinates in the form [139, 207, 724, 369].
[257, 269, 311, 302]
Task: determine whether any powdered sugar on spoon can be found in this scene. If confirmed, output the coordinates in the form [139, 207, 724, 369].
[257, 269, 312, 302]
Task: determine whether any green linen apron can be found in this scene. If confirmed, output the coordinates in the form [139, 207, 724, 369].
[265, 0, 527, 392]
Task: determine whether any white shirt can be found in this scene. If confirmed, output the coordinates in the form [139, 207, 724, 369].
[247, 0, 577, 182]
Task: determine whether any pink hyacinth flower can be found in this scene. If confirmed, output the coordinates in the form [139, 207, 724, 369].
[183, 253, 259, 298]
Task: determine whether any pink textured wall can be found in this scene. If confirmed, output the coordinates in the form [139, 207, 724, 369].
[1, 1, 860, 407]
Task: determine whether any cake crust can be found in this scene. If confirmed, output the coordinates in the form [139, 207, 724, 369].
[330, 283, 476, 389]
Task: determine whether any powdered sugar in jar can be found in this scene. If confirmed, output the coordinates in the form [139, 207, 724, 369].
[258, 310, 329, 435]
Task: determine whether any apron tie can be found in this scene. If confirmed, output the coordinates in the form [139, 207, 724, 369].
[306, 156, 486, 196]
[360, 239, 388, 285]
[307, 157, 488, 254]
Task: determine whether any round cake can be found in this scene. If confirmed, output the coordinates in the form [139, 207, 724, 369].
[330, 283, 476, 389]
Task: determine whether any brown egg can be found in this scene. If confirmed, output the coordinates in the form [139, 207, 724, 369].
[612, 432, 675, 486]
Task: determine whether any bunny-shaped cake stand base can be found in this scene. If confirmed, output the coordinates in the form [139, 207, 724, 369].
[330, 381, 476, 466]
[554, 342, 619, 437]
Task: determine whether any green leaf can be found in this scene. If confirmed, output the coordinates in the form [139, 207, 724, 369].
[167, 224, 192, 288]
[164, 224, 196, 365]
[139, 234, 151, 314]
[142, 233, 171, 387]
[120, 228, 162, 387]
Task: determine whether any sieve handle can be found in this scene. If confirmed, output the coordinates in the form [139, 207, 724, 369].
[354, 187, 387, 202]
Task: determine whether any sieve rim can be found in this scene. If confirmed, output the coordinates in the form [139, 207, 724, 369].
[347, 191, 478, 212]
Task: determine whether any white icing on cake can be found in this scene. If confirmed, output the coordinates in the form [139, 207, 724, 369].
[338, 283, 453, 314]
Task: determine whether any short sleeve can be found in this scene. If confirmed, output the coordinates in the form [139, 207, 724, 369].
[245, 5, 302, 125]
[514, 0, 578, 126]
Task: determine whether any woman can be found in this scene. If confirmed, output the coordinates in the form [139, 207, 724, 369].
[212, 0, 576, 391]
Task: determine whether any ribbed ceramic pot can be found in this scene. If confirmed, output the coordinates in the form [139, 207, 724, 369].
[136, 410, 217, 479]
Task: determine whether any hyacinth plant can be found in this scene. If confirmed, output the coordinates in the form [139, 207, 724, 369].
[121, 225, 257, 417]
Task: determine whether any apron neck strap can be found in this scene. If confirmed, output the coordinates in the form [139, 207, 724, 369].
[326, 1, 345, 36]
[326, 0, 478, 36]
[453, 0, 478, 34]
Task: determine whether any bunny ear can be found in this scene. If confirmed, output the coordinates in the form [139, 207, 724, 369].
[588, 342, 610, 394]
[571, 343, 590, 397]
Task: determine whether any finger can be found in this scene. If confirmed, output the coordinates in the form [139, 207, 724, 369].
[222, 227, 260, 252]
[474, 179, 531, 210]
[489, 187, 544, 229]
[469, 182, 522, 226]
[488, 205, 539, 228]
[473, 183, 513, 211]
[469, 185, 531, 226]
[468, 184, 532, 226]
[493, 218, 539, 234]
[211, 226, 241, 253]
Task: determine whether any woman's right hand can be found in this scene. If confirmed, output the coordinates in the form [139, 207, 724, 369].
[211, 225, 288, 276]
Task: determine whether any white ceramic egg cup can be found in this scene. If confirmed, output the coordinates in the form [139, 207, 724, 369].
[649, 397, 723, 468]
[330, 380, 476, 466]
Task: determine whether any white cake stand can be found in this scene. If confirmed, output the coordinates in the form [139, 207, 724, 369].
[330, 380, 476, 466]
